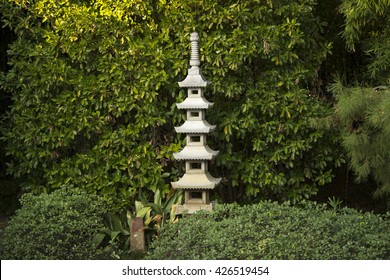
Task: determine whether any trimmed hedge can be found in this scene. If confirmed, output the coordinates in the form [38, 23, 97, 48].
[0, 188, 118, 260]
[147, 202, 390, 260]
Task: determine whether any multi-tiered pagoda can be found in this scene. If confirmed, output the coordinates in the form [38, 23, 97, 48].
[171, 32, 221, 213]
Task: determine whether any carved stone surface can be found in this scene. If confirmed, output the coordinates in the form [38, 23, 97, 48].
[173, 145, 219, 160]
[174, 119, 216, 133]
[171, 32, 221, 214]
[176, 96, 213, 109]
[178, 33, 209, 88]
[172, 172, 222, 189]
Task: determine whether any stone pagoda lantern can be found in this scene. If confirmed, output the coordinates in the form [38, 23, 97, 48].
[171, 32, 221, 213]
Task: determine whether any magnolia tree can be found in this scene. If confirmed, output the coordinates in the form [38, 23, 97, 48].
[0, 0, 339, 207]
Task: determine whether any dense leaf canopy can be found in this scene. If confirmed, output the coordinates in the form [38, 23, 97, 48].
[0, 0, 340, 207]
[332, 0, 390, 201]
[340, 0, 390, 82]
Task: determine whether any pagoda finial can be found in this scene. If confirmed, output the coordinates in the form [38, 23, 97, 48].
[178, 31, 209, 88]
[190, 32, 200, 67]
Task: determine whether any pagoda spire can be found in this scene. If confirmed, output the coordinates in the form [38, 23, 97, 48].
[178, 32, 209, 88]
[190, 32, 200, 67]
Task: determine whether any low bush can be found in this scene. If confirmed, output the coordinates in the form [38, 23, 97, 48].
[147, 202, 390, 260]
[0, 188, 119, 260]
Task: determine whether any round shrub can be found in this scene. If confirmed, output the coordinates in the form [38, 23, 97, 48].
[147, 202, 390, 260]
[0, 188, 117, 259]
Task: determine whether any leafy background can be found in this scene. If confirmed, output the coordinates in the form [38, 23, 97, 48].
[0, 0, 343, 209]
[0, 0, 389, 260]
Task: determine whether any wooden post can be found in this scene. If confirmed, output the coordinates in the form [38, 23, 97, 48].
[130, 217, 145, 252]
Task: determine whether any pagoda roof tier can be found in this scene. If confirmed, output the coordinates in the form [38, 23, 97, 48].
[177, 97, 213, 109]
[173, 145, 219, 160]
[178, 67, 210, 88]
[175, 119, 216, 133]
[171, 172, 221, 189]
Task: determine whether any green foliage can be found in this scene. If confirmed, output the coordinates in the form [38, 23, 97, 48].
[92, 211, 132, 252]
[330, 1, 390, 204]
[331, 83, 390, 199]
[340, 0, 390, 82]
[0, 0, 338, 206]
[0, 0, 175, 209]
[0, 188, 119, 259]
[327, 196, 343, 210]
[168, 0, 339, 203]
[138, 188, 182, 233]
[147, 202, 390, 260]
[92, 188, 181, 255]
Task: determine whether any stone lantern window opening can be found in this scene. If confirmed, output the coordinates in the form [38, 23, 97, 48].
[190, 111, 199, 117]
[184, 160, 209, 173]
[186, 191, 209, 204]
[190, 162, 201, 170]
[189, 161, 202, 170]
[189, 89, 201, 97]
[188, 134, 204, 145]
[189, 135, 200, 142]
[190, 191, 203, 199]
[187, 110, 203, 120]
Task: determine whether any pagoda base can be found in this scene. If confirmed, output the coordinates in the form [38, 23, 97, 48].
[174, 201, 215, 214]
